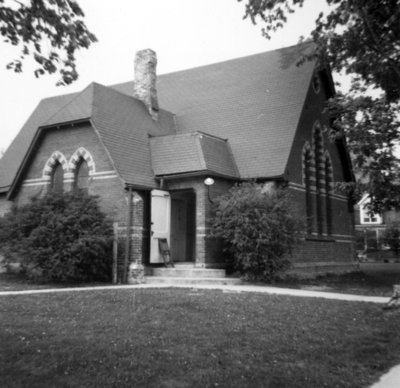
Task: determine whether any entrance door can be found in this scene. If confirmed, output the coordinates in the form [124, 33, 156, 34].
[170, 191, 196, 262]
[150, 190, 171, 263]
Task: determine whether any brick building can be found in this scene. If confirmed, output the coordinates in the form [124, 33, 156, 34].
[0, 43, 356, 277]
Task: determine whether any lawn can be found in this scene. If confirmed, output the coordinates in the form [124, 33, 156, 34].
[275, 271, 399, 297]
[1, 288, 400, 387]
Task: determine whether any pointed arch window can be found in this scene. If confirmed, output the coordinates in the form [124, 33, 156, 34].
[74, 158, 89, 193]
[303, 143, 314, 234]
[325, 154, 333, 235]
[313, 123, 324, 235]
[51, 162, 64, 194]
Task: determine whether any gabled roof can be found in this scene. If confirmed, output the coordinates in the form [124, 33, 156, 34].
[0, 93, 77, 192]
[0, 43, 317, 193]
[5, 83, 176, 194]
[150, 132, 239, 178]
[113, 43, 316, 179]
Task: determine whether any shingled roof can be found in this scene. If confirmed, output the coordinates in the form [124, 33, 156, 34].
[113, 43, 316, 179]
[150, 132, 239, 178]
[0, 43, 316, 193]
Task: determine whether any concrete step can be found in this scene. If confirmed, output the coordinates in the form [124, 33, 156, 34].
[151, 268, 227, 278]
[145, 276, 243, 286]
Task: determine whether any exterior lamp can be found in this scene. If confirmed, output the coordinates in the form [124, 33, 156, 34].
[204, 177, 215, 203]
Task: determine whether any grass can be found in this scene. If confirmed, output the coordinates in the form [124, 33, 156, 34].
[0, 272, 106, 292]
[2, 267, 399, 296]
[275, 271, 398, 297]
[1, 288, 400, 387]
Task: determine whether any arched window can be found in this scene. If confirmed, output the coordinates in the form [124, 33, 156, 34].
[74, 158, 89, 193]
[51, 162, 64, 194]
[302, 143, 314, 234]
[324, 153, 333, 235]
[313, 123, 324, 235]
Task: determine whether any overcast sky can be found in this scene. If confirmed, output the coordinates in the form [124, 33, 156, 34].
[0, 0, 329, 151]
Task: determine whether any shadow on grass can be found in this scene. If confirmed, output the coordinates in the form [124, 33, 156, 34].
[273, 271, 399, 297]
[0, 273, 110, 292]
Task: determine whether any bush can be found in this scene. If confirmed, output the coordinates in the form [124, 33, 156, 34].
[210, 182, 304, 281]
[0, 191, 113, 282]
[383, 222, 400, 257]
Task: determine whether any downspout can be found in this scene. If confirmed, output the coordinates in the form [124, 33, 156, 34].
[124, 186, 133, 283]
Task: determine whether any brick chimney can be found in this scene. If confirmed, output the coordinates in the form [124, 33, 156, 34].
[133, 49, 159, 120]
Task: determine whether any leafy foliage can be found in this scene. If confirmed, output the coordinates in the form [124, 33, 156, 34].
[383, 222, 400, 257]
[210, 182, 304, 281]
[0, 191, 113, 282]
[238, 0, 400, 212]
[0, 0, 97, 85]
[327, 94, 400, 212]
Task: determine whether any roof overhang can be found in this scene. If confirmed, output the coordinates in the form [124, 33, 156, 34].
[154, 170, 241, 181]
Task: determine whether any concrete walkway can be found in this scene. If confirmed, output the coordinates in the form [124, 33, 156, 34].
[0, 283, 389, 303]
[0, 282, 396, 387]
[370, 365, 400, 388]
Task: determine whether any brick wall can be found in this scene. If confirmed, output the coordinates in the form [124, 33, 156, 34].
[163, 176, 234, 267]
[11, 122, 151, 280]
[165, 177, 207, 266]
[283, 70, 356, 272]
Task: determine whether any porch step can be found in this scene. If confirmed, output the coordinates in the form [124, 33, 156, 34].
[151, 268, 226, 278]
[145, 276, 243, 286]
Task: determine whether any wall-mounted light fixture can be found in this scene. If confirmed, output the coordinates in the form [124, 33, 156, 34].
[204, 177, 215, 203]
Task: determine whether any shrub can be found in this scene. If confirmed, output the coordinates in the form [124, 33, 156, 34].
[210, 182, 304, 281]
[0, 191, 113, 282]
[383, 222, 400, 257]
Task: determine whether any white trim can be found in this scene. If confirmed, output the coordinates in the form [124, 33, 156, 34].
[92, 174, 119, 181]
[92, 170, 117, 176]
[21, 181, 49, 187]
[42, 151, 68, 178]
[288, 184, 305, 192]
[23, 177, 51, 184]
[69, 147, 96, 174]
[359, 196, 383, 225]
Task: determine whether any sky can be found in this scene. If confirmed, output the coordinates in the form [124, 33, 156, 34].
[0, 0, 330, 151]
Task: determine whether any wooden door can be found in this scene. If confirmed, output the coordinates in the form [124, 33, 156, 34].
[150, 190, 171, 263]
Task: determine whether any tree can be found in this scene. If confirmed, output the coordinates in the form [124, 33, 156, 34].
[0, 0, 97, 85]
[239, 0, 400, 213]
[383, 222, 400, 258]
[210, 182, 304, 281]
[0, 191, 113, 282]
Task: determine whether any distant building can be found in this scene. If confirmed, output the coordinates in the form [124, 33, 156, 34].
[355, 194, 400, 253]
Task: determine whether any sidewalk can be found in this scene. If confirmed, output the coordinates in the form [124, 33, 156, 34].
[370, 365, 400, 388]
[0, 281, 389, 302]
[0, 282, 396, 388]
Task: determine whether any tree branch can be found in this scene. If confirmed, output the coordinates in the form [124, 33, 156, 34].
[358, 4, 400, 85]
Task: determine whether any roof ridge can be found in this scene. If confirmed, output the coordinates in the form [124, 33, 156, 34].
[166, 42, 313, 75]
[110, 42, 315, 88]
[43, 82, 98, 126]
